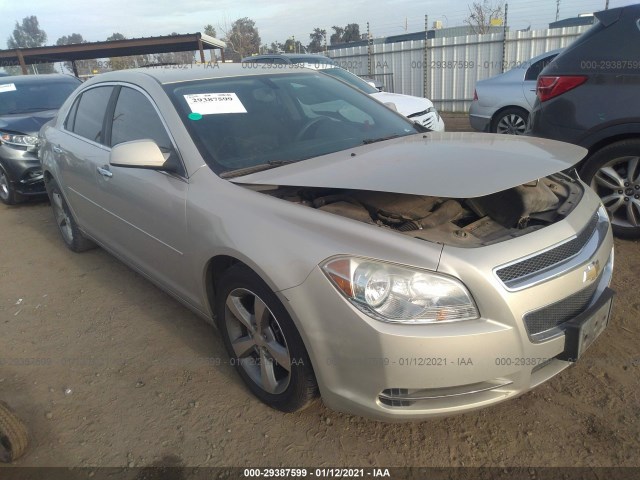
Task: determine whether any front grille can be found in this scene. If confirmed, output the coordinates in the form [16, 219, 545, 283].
[523, 272, 601, 337]
[496, 212, 599, 285]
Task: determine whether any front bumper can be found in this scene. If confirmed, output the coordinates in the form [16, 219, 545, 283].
[0, 144, 46, 196]
[280, 188, 614, 421]
[411, 112, 445, 132]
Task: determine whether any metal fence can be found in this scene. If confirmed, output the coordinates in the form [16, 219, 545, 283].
[328, 25, 591, 112]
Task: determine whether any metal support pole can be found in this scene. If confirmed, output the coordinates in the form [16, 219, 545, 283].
[501, 3, 509, 73]
[198, 38, 205, 63]
[71, 60, 79, 78]
[556, 0, 560, 22]
[16, 49, 28, 75]
[423, 15, 428, 99]
[367, 22, 372, 76]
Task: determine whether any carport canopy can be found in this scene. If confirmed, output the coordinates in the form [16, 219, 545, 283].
[0, 32, 226, 75]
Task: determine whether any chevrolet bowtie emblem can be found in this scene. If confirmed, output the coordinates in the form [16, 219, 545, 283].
[583, 260, 601, 283]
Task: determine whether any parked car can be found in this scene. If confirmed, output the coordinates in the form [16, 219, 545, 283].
[529, 4, 640, 239]
[40, 65, 614, 421]
[243, 57, 445, 132]
[469, 50, 561, 134]
[242, 53, 338, 66]
[0, 74, 80, 204]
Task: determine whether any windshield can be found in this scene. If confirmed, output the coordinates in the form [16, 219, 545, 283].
[0, 79, 80, 115]
[320, 68, 379, 94]
[165, 72, 421, 176]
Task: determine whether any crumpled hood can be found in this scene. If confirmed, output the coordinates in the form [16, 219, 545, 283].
[371, 91, 433, 117]
[231, 132, 587, 198]
[0, 109, 57, 135]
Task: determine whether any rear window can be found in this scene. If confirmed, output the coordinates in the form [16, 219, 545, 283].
[0, 78, 79, 116]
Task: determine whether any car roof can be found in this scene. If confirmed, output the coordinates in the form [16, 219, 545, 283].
[82, 63, 318, 87]
[0, 73, 80, 84]
[241, 53, 335, 63]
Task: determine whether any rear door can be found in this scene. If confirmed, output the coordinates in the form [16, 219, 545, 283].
[54, 85, 115, 238]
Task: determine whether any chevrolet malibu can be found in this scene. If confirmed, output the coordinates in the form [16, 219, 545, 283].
[39, 65, 614, 421]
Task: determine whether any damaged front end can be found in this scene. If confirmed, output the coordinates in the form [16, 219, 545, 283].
[259, 172, 583, 247]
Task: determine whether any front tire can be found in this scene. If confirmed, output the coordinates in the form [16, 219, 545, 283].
[580, 139, 640, 239]
[491, 107, 529, 135]
[0, 165, 26, 205]
[44, 177, 96, 252]
[216, 265, 318, 412]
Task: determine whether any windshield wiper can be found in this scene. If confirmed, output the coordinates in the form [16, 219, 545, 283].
[220, 160, 294, 179]
[362, 134, 402, 145]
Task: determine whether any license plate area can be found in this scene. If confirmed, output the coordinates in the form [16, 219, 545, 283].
[557, 288, 614, 362]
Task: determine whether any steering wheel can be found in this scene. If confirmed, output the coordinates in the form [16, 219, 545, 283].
[295, 116, 335, 141]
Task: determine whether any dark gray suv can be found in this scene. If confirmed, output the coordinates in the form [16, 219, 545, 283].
[0, 74, 80, 204]
[528, 4, 640, 238]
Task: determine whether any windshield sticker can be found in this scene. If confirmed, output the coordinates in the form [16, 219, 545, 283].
[188, 112, 203, 121]
[0, 83, 17, 93]
[184, 93, 247, 115]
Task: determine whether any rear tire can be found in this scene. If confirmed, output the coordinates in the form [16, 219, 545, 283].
[0, 401, 28, 463]
[45, 177, 96, 252]
[491, 107, 529, 135]
[580, 139, 640, 239]
[0, 165, 26, 205]
[216, 265, 318, 412]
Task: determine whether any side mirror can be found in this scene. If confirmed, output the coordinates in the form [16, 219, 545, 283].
[384, 102, 398, 112]
[110, 139, 170, 170]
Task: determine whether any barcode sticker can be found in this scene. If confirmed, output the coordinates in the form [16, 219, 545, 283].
[0, 83, 17, 93]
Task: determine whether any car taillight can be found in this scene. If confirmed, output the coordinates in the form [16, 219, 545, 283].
[473, 89, 478, 101]
[536, 75, 587, 102]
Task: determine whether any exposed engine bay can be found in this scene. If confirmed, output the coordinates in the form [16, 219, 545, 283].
[261, 173, 583, 247]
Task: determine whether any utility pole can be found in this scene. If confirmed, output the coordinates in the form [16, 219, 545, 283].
[605, 0, 609, 9]
[555, 0, 560, 22]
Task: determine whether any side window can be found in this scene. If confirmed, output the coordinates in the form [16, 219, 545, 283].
[72, 86, 114, 143]
[64, 96, 80, 132]
[110, 87, 173, 152]
[525, 55, 558, 81]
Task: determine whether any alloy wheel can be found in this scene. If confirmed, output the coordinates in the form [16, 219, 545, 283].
[591, 155, 640, 229]
[0, 170, 9, 201]
[224, 288, 292, 395]
[496, 114, 527, 135]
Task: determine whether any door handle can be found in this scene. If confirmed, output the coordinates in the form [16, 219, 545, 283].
[97, 166, 113, 178]
[52, 145, 63, 154]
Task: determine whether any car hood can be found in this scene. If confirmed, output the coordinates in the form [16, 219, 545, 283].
[231, 132, 587, 198]
[371, 91, 433, 116]
[0, 109, 57, 135]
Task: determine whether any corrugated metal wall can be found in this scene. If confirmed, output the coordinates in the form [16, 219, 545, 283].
[328, 26, 590, 112]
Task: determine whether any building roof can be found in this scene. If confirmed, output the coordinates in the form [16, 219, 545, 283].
[0, 33, 226, 71]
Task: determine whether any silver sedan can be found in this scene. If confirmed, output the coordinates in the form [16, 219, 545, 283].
[469, 50, 560, 134]
[39, 65, 614, 421]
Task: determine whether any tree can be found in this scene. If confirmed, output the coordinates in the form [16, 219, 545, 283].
[342, 24, 361, 43]
[308, 28, 326, 53]
[203, 24, 217, 38]
[330, 26, 344, 45]
[283, 38, 305, 54]
[221, 17, 261, 62]
[6, 15, 54, 74]
[465, 0, 505, 34]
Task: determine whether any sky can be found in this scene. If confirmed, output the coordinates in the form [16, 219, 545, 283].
[0, 0, 636, 50]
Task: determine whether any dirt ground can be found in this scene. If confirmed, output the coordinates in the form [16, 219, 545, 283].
[0, 115, 638, 470]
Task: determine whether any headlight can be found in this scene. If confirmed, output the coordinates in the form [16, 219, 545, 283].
[0, 132, 39, 147]
[321, 257, 479, 324]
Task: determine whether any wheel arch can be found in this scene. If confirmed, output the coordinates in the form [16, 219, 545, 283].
[490, 105, 530, 131]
